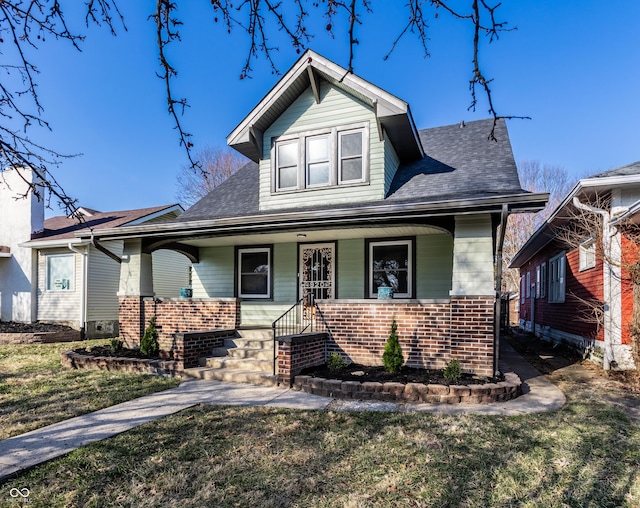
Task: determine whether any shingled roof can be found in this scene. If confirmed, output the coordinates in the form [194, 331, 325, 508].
[31, 204, 182, 243]
[178, 118, 525, 222]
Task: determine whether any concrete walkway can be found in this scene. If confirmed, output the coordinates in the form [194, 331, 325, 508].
[0, 340, 565, 482]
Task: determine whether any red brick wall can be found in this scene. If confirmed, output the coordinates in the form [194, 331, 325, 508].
[118, 296, 240, 354]
[316, 298, 495, 376]
[277, 333, 326, 386]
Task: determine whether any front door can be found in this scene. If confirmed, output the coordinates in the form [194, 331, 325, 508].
[299, 243, 335, 305]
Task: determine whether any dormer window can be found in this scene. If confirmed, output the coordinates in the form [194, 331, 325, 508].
[273, 122, 369, 192]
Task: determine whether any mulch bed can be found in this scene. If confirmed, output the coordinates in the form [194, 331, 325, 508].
[301, 363, 503, 385]
[75, 345, 162, 360]
[0, 321, 76, 333]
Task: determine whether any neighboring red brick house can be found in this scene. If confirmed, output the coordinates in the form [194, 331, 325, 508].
[510, 162, 640, 370]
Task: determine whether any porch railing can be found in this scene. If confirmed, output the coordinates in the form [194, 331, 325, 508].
[271, 295, 328, 375]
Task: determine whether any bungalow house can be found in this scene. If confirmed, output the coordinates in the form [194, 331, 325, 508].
[1, 166, 191, 338]
[82, 50, 547, 383]
[510, 161, 640, 370]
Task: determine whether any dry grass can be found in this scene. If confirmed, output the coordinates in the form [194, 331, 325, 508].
[3, 397, 639, 507]
[0, 340, 179, 439]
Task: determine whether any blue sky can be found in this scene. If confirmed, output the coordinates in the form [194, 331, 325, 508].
[25, 1, 640, 216]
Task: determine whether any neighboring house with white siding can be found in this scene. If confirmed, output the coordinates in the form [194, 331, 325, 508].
[87, 50, 547, 377]
[4, 180, 191, 338]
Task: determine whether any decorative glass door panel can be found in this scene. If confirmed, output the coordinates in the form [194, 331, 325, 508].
[300, 243, 335, 306]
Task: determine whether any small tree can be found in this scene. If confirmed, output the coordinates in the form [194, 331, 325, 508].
[140, 317, 160, 357]
[382, 318, 404, 374]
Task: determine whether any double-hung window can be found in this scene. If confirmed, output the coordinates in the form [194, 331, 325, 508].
[579, 238, 596, 271]
[548, 252, 566, 303]
[539, 262, 547, 299]
[237, 247, 272, 299]
[368, 239, 412, 298]
[273, 123, 368, 192]
[46, 254, 74, 291]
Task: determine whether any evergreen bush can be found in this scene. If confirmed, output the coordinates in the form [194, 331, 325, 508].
[382, 318, 403, 373]
[444, 359, 462, 383]
[140, 317, 160, 357]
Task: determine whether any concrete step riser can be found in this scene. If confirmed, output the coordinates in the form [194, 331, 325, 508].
[227, 348, 273, 361]
[204, 357, 274, 374]
[224, 338, 275, 350]
[236, 329, 274, 341]
[182, 368, 276, 387]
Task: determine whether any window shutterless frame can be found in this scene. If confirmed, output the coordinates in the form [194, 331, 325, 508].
[236, 246, 273, 299]
[366, 238, 413, 298]
[272, 122, 369, 192]
[46, 253, 74, 291]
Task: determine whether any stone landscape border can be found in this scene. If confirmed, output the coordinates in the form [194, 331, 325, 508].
[293, 371, 522, 404]
[0, 330, 82, 345]
[61, 350, 523, 404]
[61, 350, 180, 377]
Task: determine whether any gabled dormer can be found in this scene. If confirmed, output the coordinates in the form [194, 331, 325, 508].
[227, 50, 424, 211]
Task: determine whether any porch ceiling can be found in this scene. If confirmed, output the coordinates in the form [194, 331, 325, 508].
[171, 224, 448, 248]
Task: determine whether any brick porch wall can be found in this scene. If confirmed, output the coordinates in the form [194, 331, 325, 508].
[118, 296, 240, 363]
[277, 333, 327, 386]
[316, 297, 495, 377]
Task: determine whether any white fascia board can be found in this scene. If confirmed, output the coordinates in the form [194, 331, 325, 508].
[227, 50, 409, 146]
[20, 237, 88, 249]
[124, 205, 184, 226]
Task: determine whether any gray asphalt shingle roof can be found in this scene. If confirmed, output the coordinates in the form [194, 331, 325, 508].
[590, 160, 640, 179]
[178, 118, 524, 222]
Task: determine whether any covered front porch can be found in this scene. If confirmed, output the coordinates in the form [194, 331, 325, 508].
[112, 214, 499, 381]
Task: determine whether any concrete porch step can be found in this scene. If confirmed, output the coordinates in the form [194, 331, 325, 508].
[226, 347, 273, 361]
[225, 337, 275, 350]
[200, 356, 274, 374]
[182, 367, 276, 387]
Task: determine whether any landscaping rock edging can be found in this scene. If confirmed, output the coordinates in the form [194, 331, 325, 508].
[61, 350, 181, 377]
[0, 330, 82, 345]
[293, 371, 522, 404]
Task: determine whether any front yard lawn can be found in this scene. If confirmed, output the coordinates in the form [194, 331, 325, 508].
[0, 340, 180, 440]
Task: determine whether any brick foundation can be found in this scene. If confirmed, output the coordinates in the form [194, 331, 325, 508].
[316, 297, 495, 376]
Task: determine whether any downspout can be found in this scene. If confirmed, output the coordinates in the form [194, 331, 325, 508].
[68, 242, 90, 339]
[90, 233, 122, 264]
[494, 203, 509, 376]
[572, 197, 614, 369]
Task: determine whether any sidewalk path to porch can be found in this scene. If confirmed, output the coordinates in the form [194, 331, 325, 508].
[0, 340, 564, 482]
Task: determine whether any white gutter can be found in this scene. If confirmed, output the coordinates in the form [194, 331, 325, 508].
[572, 197, 615, 370]
[68, 241, 90, 338]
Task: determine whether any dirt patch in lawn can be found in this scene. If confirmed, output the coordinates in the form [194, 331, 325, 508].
[300, 363, 503, 385]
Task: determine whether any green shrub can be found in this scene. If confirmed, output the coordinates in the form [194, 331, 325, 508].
[382, 318, 403, 374]
[443, 359, 462, 383]
[140, 317, 160, 357]
[327, 352, 347, 372]
[109, 338, 124, 354]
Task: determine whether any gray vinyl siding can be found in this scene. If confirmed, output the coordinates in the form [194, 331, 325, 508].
[259, 82, 386, 211]
[383, 130, 400, 195]
[337, 238, 365, 298]
[86, 241, 123, 322]
[191, 246, 234, 298]
[37, 248, 82, 326]
[416, 233, 454, 299]
[152, 249, 192, 298]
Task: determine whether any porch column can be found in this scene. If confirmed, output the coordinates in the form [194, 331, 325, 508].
[118, 239, 154, 347]
[449, 214, 495, 376]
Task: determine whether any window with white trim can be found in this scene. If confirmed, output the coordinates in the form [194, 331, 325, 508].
[237, 247, 271, 299]
[520, 276, 525, 304]
[273, 123, 368, 191]
[46, 254, 74, 291]
[579, 238, 596, 271]
[548, 252, 566, 303]
[525, 272, 531, 298]
[535, 265, 541, 299]
[368, 239, 412, 298]
[539, 262, 547, 299]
